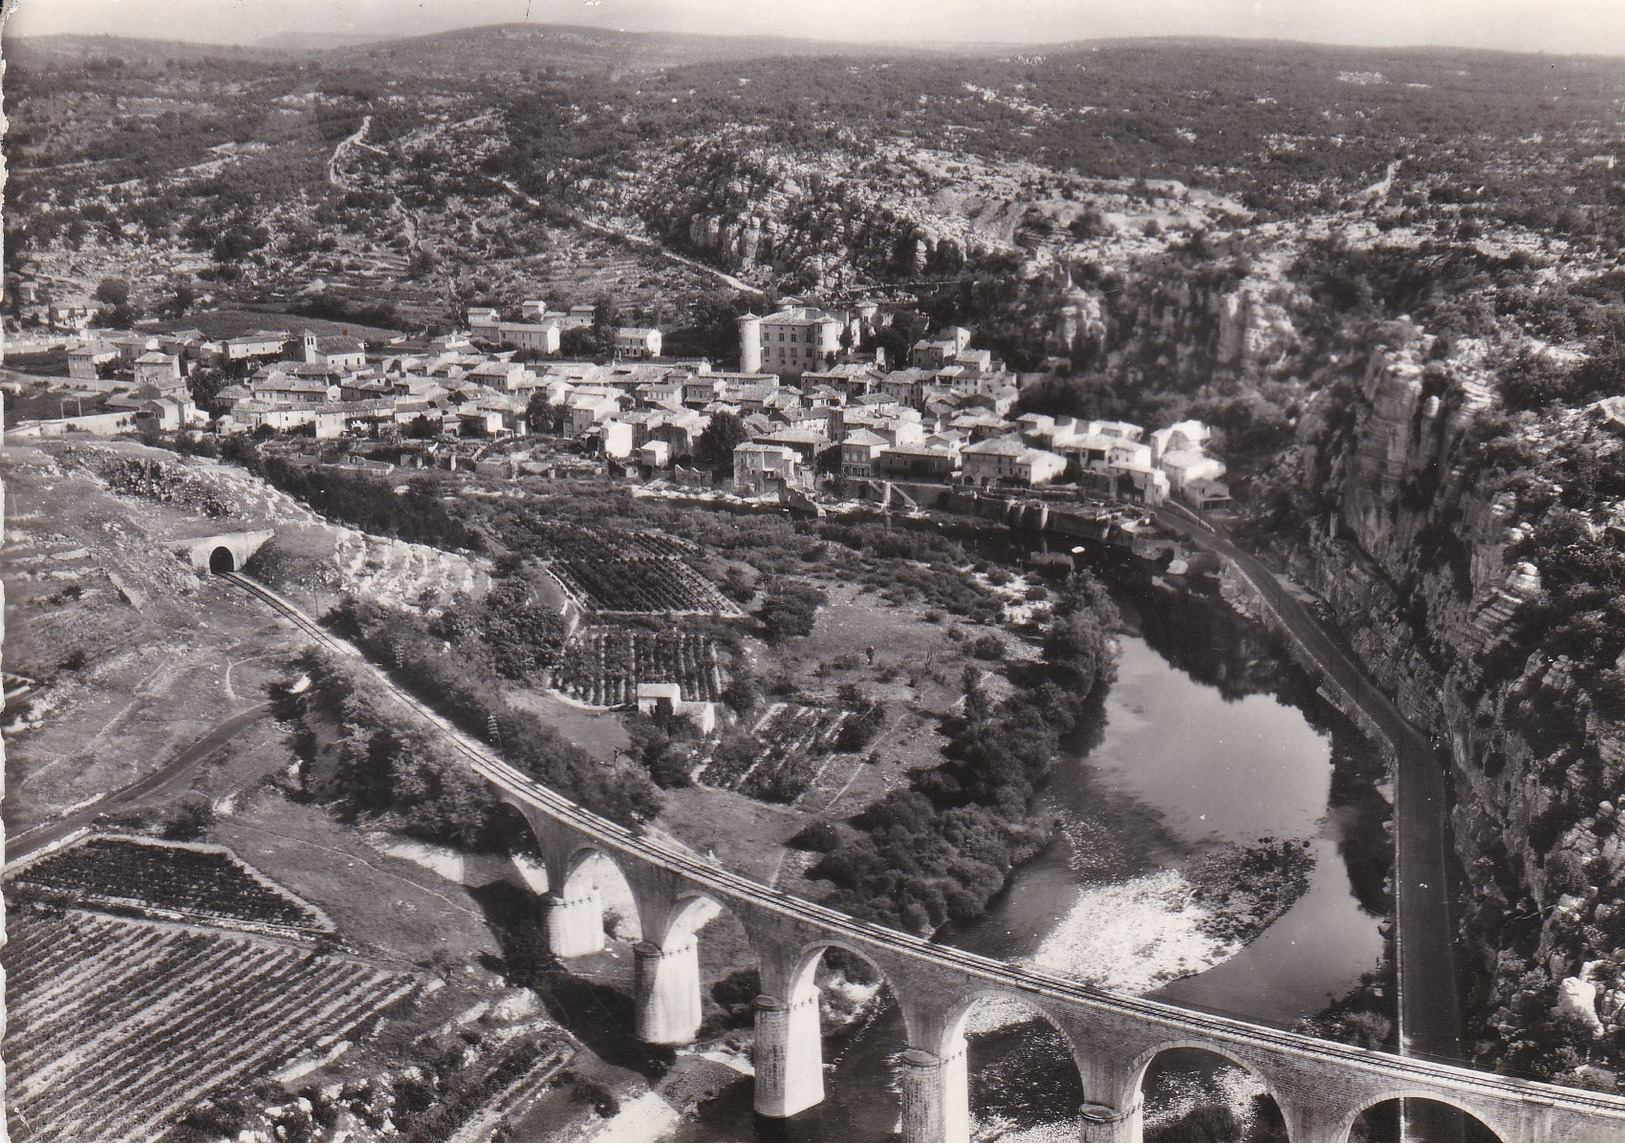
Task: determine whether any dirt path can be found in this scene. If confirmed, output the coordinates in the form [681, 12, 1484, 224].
[327, 114, 373, 188]
[493, 178, 765, 297]
[7, 702, 273, 860]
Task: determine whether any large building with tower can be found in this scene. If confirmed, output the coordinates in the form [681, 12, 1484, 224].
[738, 306, 847, 377]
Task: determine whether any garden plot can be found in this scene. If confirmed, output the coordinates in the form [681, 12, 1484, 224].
[3, 906, 418, 1142]
[555, 626, 723, 707]
[535, 524, 736, 615]
[10, 835, 333, 941]
[699, 702, 850, 804]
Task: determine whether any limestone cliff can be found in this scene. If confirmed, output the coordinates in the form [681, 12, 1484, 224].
[1284, 323, 1625, 1083]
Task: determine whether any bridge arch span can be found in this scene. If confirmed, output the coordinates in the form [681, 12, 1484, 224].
[1336, 1089, 1507, 1144]
[786, 940, 912, 1034]
[940, 988, 1083, 1065]
[1127, 1036, 1281, 1093]
[942, 990, 1088, 1140]
[1125, 1038, 1288, 1142]
[560, 844, 644, 938]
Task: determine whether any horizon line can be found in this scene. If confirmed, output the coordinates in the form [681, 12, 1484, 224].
[7, 20, 1624, 61]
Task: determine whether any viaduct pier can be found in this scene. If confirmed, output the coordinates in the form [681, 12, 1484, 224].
[221, 570, 1625, 1143]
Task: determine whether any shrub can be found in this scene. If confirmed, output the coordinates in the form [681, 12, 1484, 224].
[968, 634, 1007, 660]
[755, 580, 827, 644]
[161, 793, 216, 841]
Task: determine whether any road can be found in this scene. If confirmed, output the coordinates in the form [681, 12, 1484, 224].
[327, 114, 373, 188]
[1152, 503, 1464, 1067]
[6, 701, 273, 860]
[210, 572, 1625, 1139]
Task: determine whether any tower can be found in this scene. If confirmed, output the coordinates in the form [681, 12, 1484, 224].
[301, 330, 319, 365]
[737, 313, 762, 373]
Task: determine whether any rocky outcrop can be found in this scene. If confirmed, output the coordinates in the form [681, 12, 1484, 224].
[1285, 327, 1625, 1084]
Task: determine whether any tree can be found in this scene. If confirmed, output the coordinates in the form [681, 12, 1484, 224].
[558, 325, 600, 359]
[525, 392, 567, 435]
[167, 282, 196, 319]
[695, 411, 750, 472]
[161, 793, 216, 840]
[93, 276, 139, 327]
[188, 366, 230, 413]
[94, 277, 131, 309]
[756, 580, 827, 643]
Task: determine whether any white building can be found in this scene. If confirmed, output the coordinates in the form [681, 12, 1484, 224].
[635, 683, 717, 734]
[600, 418, 635, 460]
[614, 327, 663, 359]
[960, 437, 1068, 487]
[741, 307, 845, 378]
[494, 321, 561, 356]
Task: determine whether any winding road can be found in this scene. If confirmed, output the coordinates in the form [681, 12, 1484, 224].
[493, 178, 766, 297]
[1152, 503, 1464, 1069]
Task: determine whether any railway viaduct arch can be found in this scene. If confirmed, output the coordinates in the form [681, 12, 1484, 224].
[500, 795, 1625, 1143]
[179, 529, 275, 574]
[225, 572, 1625, 1143]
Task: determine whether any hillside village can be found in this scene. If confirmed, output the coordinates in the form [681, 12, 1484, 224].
[7, 296, 1229, 510]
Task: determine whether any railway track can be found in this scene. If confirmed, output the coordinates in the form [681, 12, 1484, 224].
[221, 570, 1625, 1120]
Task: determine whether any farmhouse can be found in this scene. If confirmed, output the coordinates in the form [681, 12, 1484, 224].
[133, 352, 184, 392]
[734, 442, 807, 496]
[636, 683, 718, 734]
[840, 429, 890, 478]
[466, 307, 502, 340]
[875, 443, 958, 481]
[67, 341, 120, 380]
[911, 326, 973, 368]
[495, 321, 561, 356]
[224, 330, 291, 363]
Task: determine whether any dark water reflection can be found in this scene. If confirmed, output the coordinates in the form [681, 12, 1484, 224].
[675, 574, 1391, 1142]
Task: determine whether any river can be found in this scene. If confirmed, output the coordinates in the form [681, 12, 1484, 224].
[672, 576, 1391, 1142]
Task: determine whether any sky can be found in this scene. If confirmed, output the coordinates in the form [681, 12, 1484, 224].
[5, 0, 1625, 56]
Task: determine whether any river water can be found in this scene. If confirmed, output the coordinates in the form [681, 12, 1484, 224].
[673, 577, 1391, 1142]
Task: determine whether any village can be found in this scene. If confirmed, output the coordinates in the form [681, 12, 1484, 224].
[5, 291, 1232, 512]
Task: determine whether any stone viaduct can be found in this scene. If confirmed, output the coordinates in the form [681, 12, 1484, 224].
[226, 572, 1625, 1143]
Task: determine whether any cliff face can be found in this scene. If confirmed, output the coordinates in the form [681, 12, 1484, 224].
[1286, 326, 1625, 1081]
[576, 135, 1012, 288]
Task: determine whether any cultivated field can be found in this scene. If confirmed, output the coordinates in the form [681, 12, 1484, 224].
[12, 835, 333, 940]
[554, 625, 723, 706]
[539, 525, 737, 615]
[699, 701, 850, 803]
[3, 906, 418, 1141]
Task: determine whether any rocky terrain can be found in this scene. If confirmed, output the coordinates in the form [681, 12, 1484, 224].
[10, 19, 1625, 1099]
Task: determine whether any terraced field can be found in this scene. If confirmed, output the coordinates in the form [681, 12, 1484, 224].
[534, 523, 737, 615]
[4, 907, 418, 1141]
[698, 701, 850, 804]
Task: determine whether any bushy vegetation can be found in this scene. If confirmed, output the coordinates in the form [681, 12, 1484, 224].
[220, 442, 484, 553]
[809, 573, 1119, 931]
[304, 606, 660, 832]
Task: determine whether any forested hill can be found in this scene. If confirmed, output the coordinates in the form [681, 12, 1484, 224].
[5, 22, 949, 78]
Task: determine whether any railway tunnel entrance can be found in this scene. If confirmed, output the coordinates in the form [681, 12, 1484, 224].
[176, 529, 273, 575]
